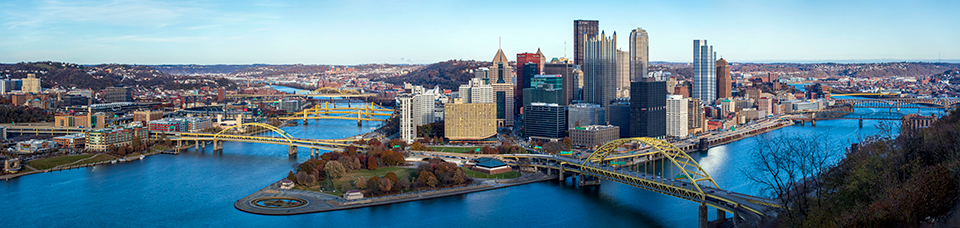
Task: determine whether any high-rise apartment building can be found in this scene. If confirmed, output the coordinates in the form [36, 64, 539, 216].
[629, 28, 649, 81]
[583, 31, 618, 116]
[630, 78, 666, 138]
[397, 86, 439, 143]
[693, 40, 717, 104]
[716, 58, 732, 99]
[666, 95, 689, 137]
[543, 63, 575, 105]
[22, 73, 41, 94]
[687, 98, 706, 135]
[459, 78, 493, 104]
[616, 50, 630, 98]
[573, 20, 599, 66]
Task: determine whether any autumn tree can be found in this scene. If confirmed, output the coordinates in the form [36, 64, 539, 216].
[324, 161, 346, 181]
[384, 172, 399, 183]
[379, 177, 393, 192]
[355, 177, 367, 189]
[366, 156, 379, 170]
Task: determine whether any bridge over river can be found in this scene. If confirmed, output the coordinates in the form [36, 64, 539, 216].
[412, 137, 783, 227]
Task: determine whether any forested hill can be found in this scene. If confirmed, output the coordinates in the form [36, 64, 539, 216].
[0, 61, 235, 90]
[383, 60, 488, 90]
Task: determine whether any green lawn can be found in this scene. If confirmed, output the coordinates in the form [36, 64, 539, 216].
[428, 146, 481, 153]
[461, 167, 521, 179]
[297, 166, 417, 196]
[27, 154, 95, 170]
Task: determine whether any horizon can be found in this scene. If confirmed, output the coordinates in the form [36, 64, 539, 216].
[5, 59, 960, 67]
[2, 0, 958, 65]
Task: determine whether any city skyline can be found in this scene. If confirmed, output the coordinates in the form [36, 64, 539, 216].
[2, 0, 959, 65]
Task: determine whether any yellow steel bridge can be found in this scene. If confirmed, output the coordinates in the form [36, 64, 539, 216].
[278, 102, 394, 124]
[159, 123, 363, 157]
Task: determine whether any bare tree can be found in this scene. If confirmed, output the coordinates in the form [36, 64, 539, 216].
[741, 132, 837, 227]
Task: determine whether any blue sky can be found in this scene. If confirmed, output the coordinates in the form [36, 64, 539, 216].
[1, 0, 958, 65]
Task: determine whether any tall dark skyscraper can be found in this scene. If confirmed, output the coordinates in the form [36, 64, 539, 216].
[716, 58, 732, 99]
[583, 31, 617, 119]
[630, 78, 666, 138]
[544, 63, 574, 105]
[573, 20, 599, 66]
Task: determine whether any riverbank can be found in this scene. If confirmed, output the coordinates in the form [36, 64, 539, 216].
[234, 172, 554, 215]
[1, 149, 174, 180]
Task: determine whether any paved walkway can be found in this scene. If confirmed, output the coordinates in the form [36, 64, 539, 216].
[235, 173, 554, 215]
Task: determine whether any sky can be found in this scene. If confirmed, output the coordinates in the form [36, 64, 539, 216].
[1, 0, 958, 65]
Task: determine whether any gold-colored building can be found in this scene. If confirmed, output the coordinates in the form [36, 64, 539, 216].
[444, 103, 496, 141]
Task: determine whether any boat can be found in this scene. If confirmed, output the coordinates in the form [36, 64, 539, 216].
[139, 155, 145, 160]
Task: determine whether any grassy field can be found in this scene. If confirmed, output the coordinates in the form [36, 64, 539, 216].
[27, 154, 95, 170]
[461, 167, 521, 179]
[428, 146, 480, 153]
[297, 166, 417, 196]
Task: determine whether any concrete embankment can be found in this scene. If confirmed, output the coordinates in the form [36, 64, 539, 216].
[235, 173, 554, 215]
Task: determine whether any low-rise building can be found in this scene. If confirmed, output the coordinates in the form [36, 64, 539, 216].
[569, 125, 620, 147]
[467, 157, 512, 175]
[85, 126, 148, 151]
[133, 110, 164, 124]
[149, 117, 212, 132]
[52, 133, 86, 149]
[344, 190, 364, 200]
[16, 139, 57, 153]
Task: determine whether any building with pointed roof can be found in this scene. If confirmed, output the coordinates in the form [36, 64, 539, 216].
[488, 48, 515, 127]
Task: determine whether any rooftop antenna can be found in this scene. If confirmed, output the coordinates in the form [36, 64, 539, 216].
[499, 36, 502, 49]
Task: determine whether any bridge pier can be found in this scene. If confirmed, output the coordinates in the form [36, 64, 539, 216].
[213, 140, 223, 153]
[811, 120, 816, 127]
[288, 145, 297, 157]
[800, 121, 805, 126]
[577, 174, 600, 186]
[195, 140, 200, 152]
[717, 209, 726, 224]
[859, 119, 863, 128]
[558, 167, 564, 182]
[699, 203, 708, 228]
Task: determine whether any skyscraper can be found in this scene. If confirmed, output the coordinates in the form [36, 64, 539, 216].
[666, 95, 689, 137]
[630, 78, 666, 138]
[516, 53, 539, 114]
[693, 40, 716, 104]
[543, 63, 575, 106]
[629, 28, 649, 81]
[583, 31, 617, 115]
[616, 50, 629, 98]
[716, 58, 732, 99]
[489, 48, 515, 127]
[573, 20, 599, 66]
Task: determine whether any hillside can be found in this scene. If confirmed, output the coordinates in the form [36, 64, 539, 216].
[149, 64, 270, 75]
[382, 60, 488, 90]
[0, 61, 235, 90]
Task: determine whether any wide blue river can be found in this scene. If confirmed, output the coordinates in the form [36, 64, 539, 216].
[2, 88, 947, 227]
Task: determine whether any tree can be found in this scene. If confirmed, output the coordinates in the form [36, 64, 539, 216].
[337, 156, 356, 172]
[419, 171, 439, 188]
[107, 144, 117, 154]
[355, 177, 367, 189]
[340, 182, 353, 192]
[451, 169, 467, 185]
[132, 136, 142, 151]
[287, 171, 296, 181]
[118, 146, 128, 156]
[384, 172, 398, 183]
[562, 137, 573, 149]
[367, 176, 381, 194]
[324, 161, 346, 181]
[741, 132, 836, 226]
[379, 177, 393, 192]
[296, 171, 315, 185]
[367, 156, 378, 170]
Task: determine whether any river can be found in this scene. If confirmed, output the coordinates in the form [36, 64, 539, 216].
[1, 88, 946, 227]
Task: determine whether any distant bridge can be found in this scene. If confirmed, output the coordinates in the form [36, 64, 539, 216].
[161, 123, 362, 157]
[833, 98, 960, 110]
[278, 102, 394, 126]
